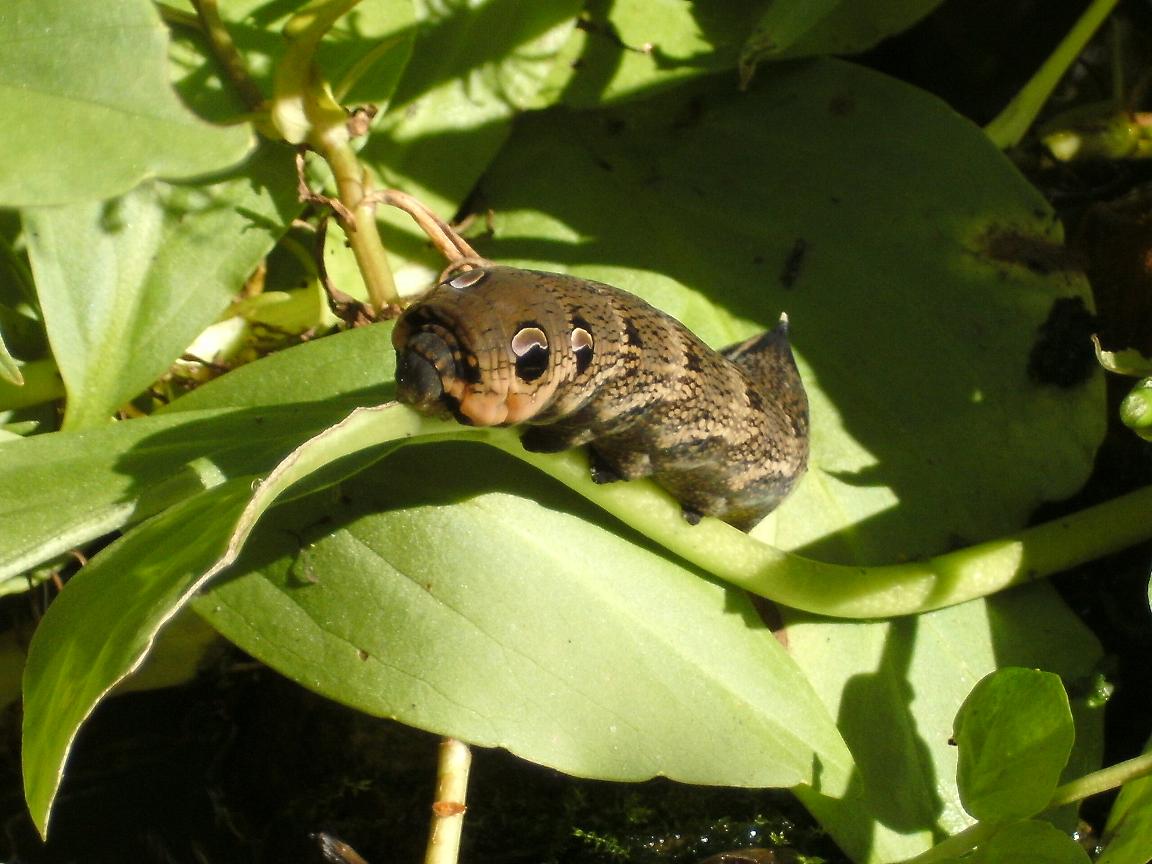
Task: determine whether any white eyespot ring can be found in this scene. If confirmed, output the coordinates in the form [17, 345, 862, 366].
[446, 269, 488, 290]
[570, 326, 594, 374]
[511, 326, 548, 356]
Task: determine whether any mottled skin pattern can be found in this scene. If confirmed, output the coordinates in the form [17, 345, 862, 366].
[391, 266, 809, 530]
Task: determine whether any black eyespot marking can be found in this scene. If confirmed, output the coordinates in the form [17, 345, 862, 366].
[571, 325, 594, 375]
[512, 324, 549, 381]
[446, 269, 488, 290]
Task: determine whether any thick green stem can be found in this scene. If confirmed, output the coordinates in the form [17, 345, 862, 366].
[272, 0, 399, 309]
[318, 133, 399, 309]
[478, 430, 1152, 618]
[985, 0, 1121, 147]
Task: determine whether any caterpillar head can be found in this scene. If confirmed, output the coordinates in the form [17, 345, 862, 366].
[392, 267, 595, 426]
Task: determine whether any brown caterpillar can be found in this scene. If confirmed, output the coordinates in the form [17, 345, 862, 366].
[391, 265, 809, 530]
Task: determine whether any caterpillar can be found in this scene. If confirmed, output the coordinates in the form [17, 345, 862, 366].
[391, 265, 809, 530]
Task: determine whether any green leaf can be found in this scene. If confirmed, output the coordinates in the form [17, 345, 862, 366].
[555, 0, 946, 105]
[364, 0, 583, 237]
[0, 0, 253, 207]
[1097, 736, 1152, 864]
[21, 479, 257, 835]
[0, 332, 21, 386]
[23, 144, 300, 429]
[954, 668, 1075, 822]
[741, 0, 947, 70]
[1119, 379, 1152, 440]
[166, 0, 417, 119]
[194, 444, 852, 789]
[554, 0, 765, 107]
[786, 588, 1103, 859]
[475, 58, 1104, 564]
[0, 323, 396, 583]
[0, 358, 64, 410]
[19, 400, 448, 835]
[970, 820, 1092, 864]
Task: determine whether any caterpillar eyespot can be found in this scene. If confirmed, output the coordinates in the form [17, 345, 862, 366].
[511, 325, 549, 382]
[392, 265, 809, 530]
[570, 325, 594, 375]
[447, 268, 487, 290]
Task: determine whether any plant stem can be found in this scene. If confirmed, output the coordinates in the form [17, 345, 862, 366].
[985, 0, 1121, 147]
[372, 189, 483, 264]
[318, 137, 399, 309]
[897, 751, 1152, 862]
[1048, 750, 1152, 807]
[486, 433, 1152, 618]
[423, 737, 472, 864]
[189, 0, 266, 112]
[271, 0, 399, 309]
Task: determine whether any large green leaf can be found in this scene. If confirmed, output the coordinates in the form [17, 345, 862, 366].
[363, 0, 583, 256]
[554, 0, 946, 106]
[0, 323, 396, 584]
[0, 0, 252, 207]
[195, 446, 851, 790]
[21, 479, 258, 832]
[474, 58, 1104, 564]
[969, 820, 1092, 864]
[742, 0, 948, 66]
[23, 145, 300, 429]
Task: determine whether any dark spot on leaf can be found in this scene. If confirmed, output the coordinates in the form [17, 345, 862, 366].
[980, 226, 1085, 274]
[828, 94, 854, 116]
[1028, 297, 1097, 387]
[779, 238, 807, 288]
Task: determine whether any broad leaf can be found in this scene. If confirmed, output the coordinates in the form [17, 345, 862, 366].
[0, 0, 252, 206]
[742, 0, 948, 68]
[970, 820, 1092, 864]
[21, 480, 258, 833]
[555, 0, 947, 106]
[475, 58, 1104, 563]
[954, 668, 1075, 822]
[0, 323, 396, 582]
[364, 0, 583, 252]
[195, 445, 852, 790]
[23, 145, 300, 429]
